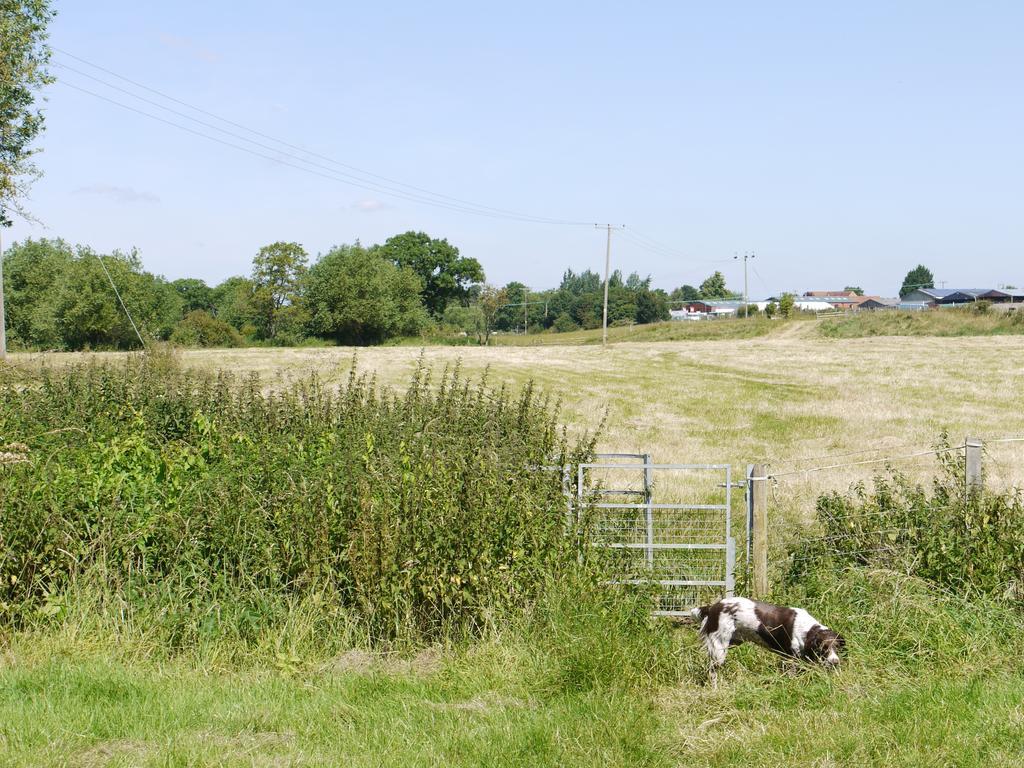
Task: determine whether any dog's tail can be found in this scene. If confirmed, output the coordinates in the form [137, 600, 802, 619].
[690, 605, 708, 623]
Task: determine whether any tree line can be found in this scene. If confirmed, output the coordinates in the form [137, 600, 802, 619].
[2, 232, 739, 350]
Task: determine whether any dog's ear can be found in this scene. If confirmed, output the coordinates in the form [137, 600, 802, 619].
[803, 625, 827, 658]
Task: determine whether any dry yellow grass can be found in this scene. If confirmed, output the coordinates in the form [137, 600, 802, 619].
[13, 332, 1024, 512]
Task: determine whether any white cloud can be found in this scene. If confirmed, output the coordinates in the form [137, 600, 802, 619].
[351, 198, 392, 212]
[73, 185, 160, 204]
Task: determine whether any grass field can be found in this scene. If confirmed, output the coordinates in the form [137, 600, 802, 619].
[55, 325, 1019, 498]
[5, 330, 1024, 766]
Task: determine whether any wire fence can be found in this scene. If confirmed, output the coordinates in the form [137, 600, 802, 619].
[771, 435, 1024, 572]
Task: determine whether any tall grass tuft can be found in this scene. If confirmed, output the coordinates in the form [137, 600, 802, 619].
[0, 353, 597, 649]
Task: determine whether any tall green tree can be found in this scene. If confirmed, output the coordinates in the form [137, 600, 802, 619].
[2, 239, 181, 349]
[495, 281, 527, 332]
[900, 265, 934, 298]
[670, 284, 700, 303]
[1, 0, 55, 226]
[376, 231, 484, 317]
[211, 276, 258, 334]
[699, 271, 730, 299]
[171, 278, 215, 314]
[305, 243, 427, 345]
[476, 285, 506, 345]
[844, 285, 865, 296]
[778, 292, 796, 318]
[251, 241, 308, 341]
[1, 237, 71, 347]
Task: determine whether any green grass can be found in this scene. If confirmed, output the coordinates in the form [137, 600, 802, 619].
[393, 316, 784, 347]
[819, 307, 1024, 338]
[4, 568, 1024, 766]
[6, 337, 1024, 766]
[0, 642, 666, 767]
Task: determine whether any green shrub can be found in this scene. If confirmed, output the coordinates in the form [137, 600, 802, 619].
[552, 313, 577, 333]
[0, 356, 597, 646]
[169, 310, 245, 348]
[789, 444, 1024, 597]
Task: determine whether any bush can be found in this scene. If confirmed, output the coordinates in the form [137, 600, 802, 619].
[553, 313, 578, 333]
[0, 356, 597, 647]
[170, 310, 245, 348]
[789, 443, 1024, 597]
[973, 299, 992, 314]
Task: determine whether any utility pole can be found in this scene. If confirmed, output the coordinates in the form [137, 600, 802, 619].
[601, 224, 611, 345]
[524, 287, 529, 335]
[0, 224, 6, 360]
[734, 251, 755, 317]
[596, 224, 624, 345]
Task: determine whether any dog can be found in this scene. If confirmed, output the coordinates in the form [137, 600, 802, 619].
[690, 596, 845, 687]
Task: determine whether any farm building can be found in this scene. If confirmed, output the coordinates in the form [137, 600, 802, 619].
[858, 297, 900, 310]
[803, 290, 867, 310]
[901, 287, 1024, 306]
[750, 298, 834, 313]
[682, 300, 743, 316]
[900, 288, 956, 304]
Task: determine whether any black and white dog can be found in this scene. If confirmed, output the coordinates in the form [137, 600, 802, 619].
[691, 597, 845, 687]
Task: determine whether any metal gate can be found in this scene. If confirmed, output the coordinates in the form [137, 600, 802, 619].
[575, 454, 739, 616]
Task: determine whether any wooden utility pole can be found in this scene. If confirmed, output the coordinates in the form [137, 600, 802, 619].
[734, 251, 755, 317]
[751, 463, 769, 598]
[602, 224, 612, 346]
[524, 287, 529, 336]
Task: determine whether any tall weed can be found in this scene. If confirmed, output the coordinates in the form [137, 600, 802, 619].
[789, 443, 1024, 598]
[0, 354, 597, 647]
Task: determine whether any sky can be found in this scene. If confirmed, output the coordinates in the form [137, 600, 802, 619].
[6, 1, 1024, 298]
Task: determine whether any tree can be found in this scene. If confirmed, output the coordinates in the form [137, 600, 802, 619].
[495, 281, 527, 332]
[844, 286, 864, 296]
[376, 231, 484, 317]
[778, 292, 796, 318]
[670, 284, 700, 303]
[52, 249, 182, 349]
[1, 237, 72, 347]
[1, 0, 55, 226]
[476, 285, 507, 345]
[304, 243, 427, 345]
[171, 278, 215, 314]
[211, 276, 258, 335]
[900, 265, 934, 298]
[699, 271, 730, 299]
[251, 241, 308, 341]
[635, 287, 670, 324]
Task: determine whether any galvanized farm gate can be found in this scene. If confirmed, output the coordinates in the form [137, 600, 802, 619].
[573, 454, 747, 617]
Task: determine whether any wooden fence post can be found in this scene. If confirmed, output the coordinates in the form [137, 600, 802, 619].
[751, 463, 769, 599]
[966, 438, 983, 495]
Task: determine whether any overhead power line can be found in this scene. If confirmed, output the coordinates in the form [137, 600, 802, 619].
[60, 79, 593, 224]
[618, 229, 733, 266]
[52, 49, 593, 226]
